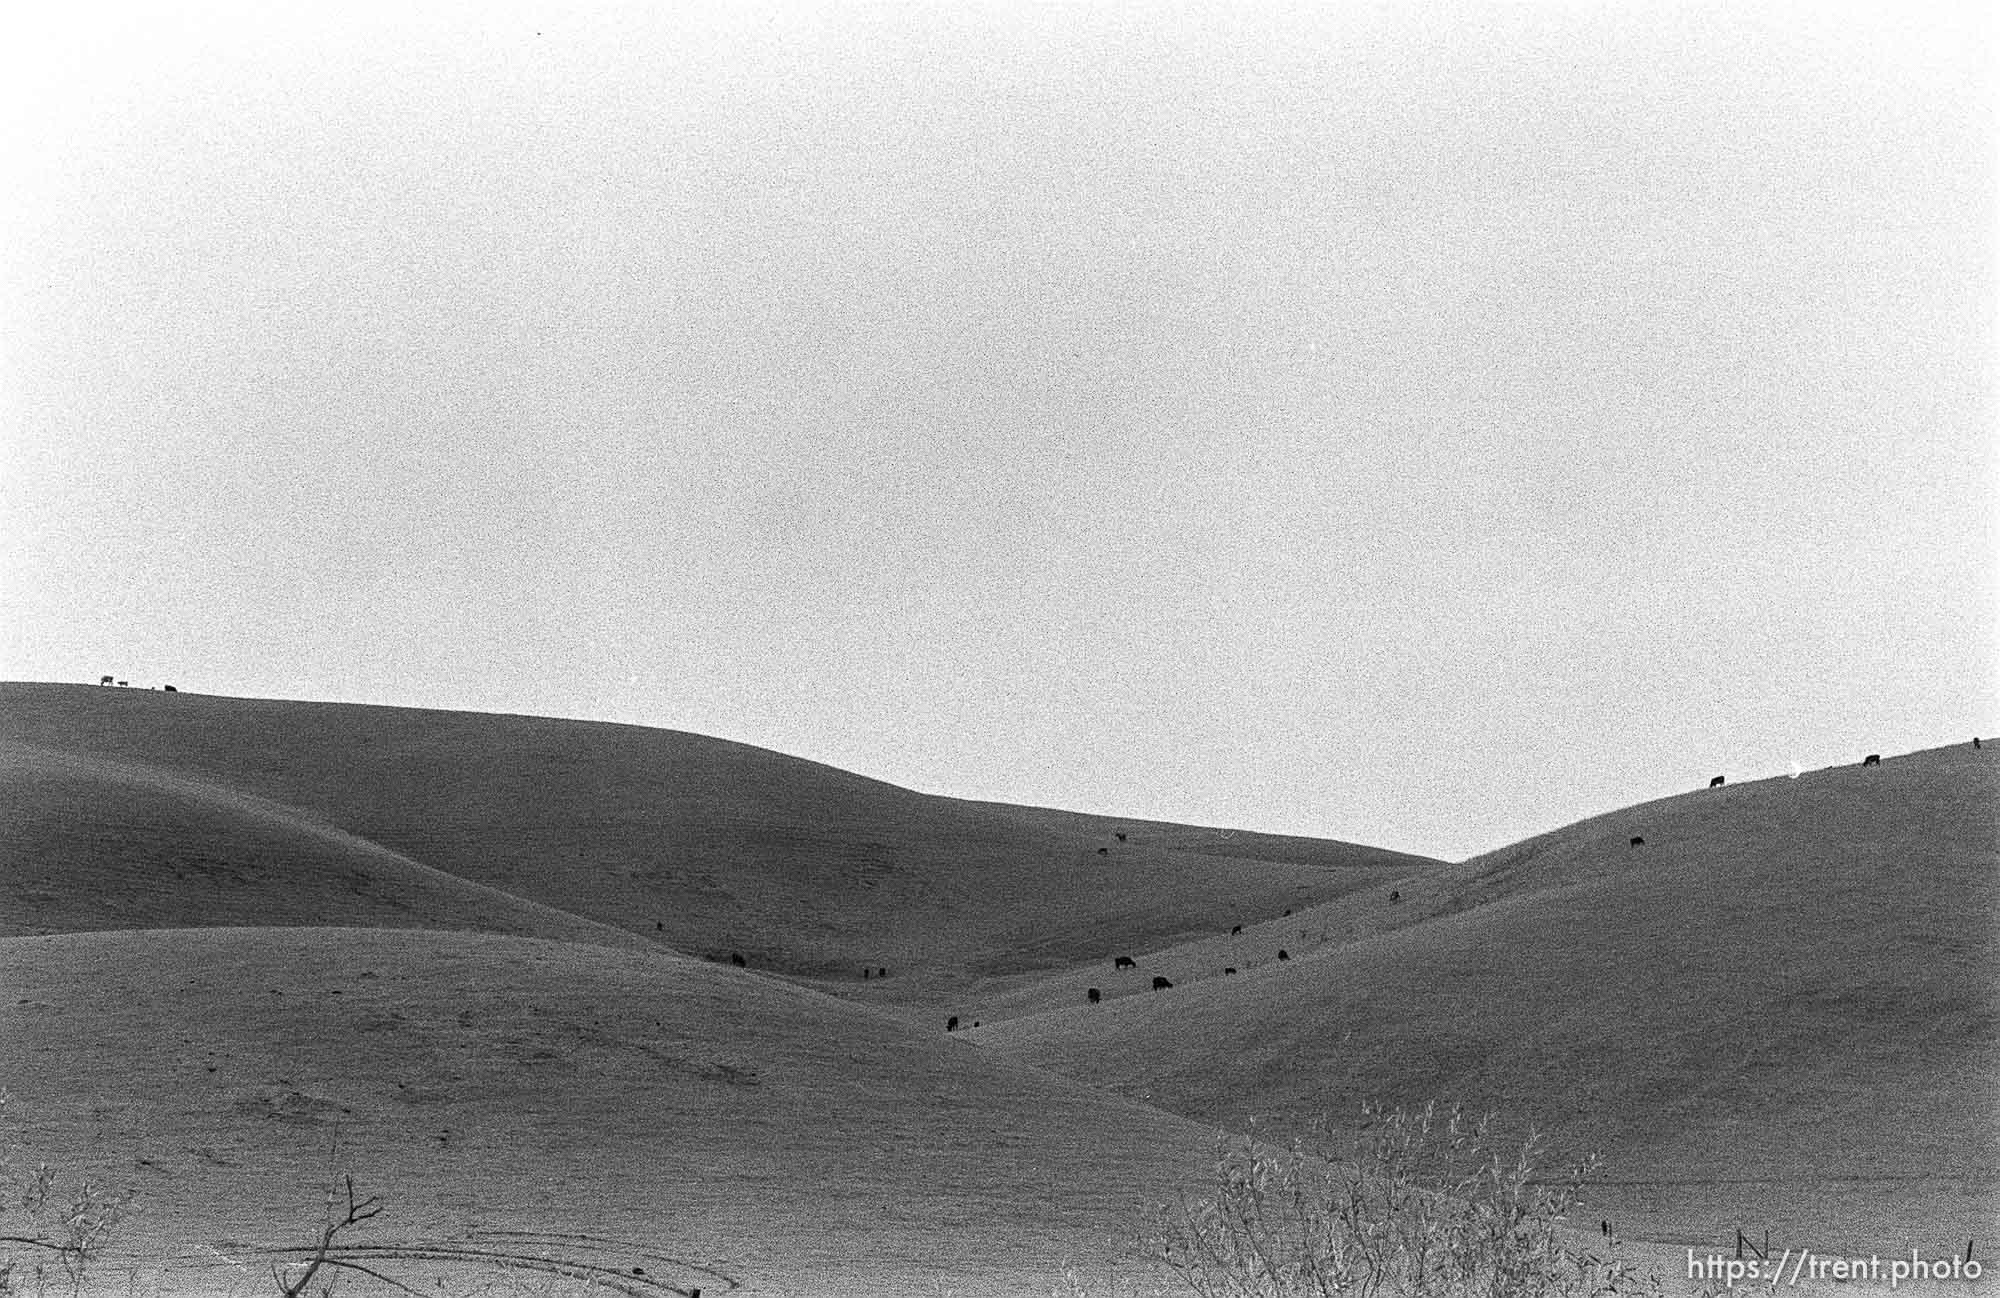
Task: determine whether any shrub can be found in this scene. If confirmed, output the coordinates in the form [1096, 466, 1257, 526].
[0, 1092, 132, 1298]
[1143, 1102, 1661, 1298]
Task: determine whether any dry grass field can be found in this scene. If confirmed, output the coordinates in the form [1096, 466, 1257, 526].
[2, 681, 1993, 1295]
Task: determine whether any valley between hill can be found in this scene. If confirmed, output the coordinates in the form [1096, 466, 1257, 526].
[2, 681, 1992, 1295]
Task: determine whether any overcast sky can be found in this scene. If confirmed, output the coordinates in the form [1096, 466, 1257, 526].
[2, 1, 1991, 860]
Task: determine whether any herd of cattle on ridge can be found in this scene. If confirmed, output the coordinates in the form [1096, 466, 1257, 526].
[925, 739, 1989, 1031]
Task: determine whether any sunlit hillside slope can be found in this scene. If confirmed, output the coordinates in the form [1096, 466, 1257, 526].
[0, 683, 1436, 983]
[0, 926, 1221, 1297]
[979, 742, 2000, 1254]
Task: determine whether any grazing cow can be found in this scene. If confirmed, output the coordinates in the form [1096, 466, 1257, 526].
[1097, 847, 1108, 855]
[98, 675, 113, 686]
[655, 922, 664, 931]
[1283, 908, 1292, 916]
[729, 951, 746, 968]
[1863, 754, 1881, 766]
[946, 1016, 958, 1032]
[116, 680, 128, 687]
[1630, 837, 1644, 847]
[1151, 975, 1172, 991]
[1277, 949, 1289, 961]
[163, 684, 176, 692]
[1389, 890, 1399, 903]
[1115, 832, 1127, 842]
[1114, 956, 1136, 970]
[877, 966, 888, 978]
[1230, 924, 1242, 935]
[862, 968, 869, 979]
[1709, 775, 1725, 788]
[1224, 967, 1236, 975]
[1087, 988, 1101, 1003]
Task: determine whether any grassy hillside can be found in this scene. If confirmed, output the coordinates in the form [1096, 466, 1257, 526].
[978, 742, 2000, 1254]
[0, 682, 1437, 984]
[9, 679, 1989, 1290]
[0, 926, 1222, 1297]
[0, 742, 648, 949]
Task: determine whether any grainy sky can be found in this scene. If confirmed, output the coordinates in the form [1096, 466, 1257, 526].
[2, 1, 1992, 860]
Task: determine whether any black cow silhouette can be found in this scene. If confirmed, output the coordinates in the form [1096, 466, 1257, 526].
[163, 684, 176, 692]
[1115, 832, 1127, 842]
[1114, 956, 1136, 970]
[729, 951, 746, 967]
[1151, 975, 1172, 991]
[946, 1016, 958, 1032]
[1087, 988, 1101, 1003]
[1863, 754, 1881, 766]
[1230, 924, 1242, 935]
[1389, 890, 1399, 903]
[1277, 949, 1289, 961]
[1224, 967, 1236, 975]
[1709, 775, 1726, 788]
[1097, 847, 1108, 855]
[1976, 737, 1983, 750]
[1629, 837, 1644, 847]
[98, 675, 113, 686]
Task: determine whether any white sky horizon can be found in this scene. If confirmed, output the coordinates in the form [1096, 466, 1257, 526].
[3, 0, 1994, 862]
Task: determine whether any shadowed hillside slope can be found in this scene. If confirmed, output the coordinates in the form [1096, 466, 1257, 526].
[0, 683, 1437, 983]
[0, 742, 649, 949]
[979, 742, 2000, 1254]
[0, 926, 1223, 1297]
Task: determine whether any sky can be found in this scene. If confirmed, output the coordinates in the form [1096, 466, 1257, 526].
[1, 0, 1992, 861]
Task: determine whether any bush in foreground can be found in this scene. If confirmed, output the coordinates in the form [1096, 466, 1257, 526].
[1138, 1102, 1661, 1298]
[0, 1094, 131, 1298]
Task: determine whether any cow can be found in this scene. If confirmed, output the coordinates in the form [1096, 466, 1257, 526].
[1863, 754, 1881, 766]
[862, 968, 869, 979]
[1977, 737, 1984, 750]
[1097, 847, 1108, 855]
[729, 951, 746, 968]
[1709, 775, 1725, 788]
[1629, 837, 1644, 847]
[1151, 976, 1173, 991]
[877, 966, 888, 978]
[1087, 988, 1101, 1003]
[1230, 924, 1242, 935]
[1277, 949, 1290, 961]
[1224, 967, 1236, 975]
[98, 675, 113, 686]
[116, 680, 128, 687]
[1115, 832, 1127, 842]
[946, 1016, 958, 1032]
[1283, 909, 1292, 916]
[163, 684, 176, 692]
[1389, 890, 1399, 903]
[1114, 956, 1136, 970]
[655, 922, 664, 931]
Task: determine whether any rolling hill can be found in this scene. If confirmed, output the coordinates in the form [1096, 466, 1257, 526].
[3, 680, 1993, 1294]
[974, 743, 2000, 1255]
[0, 683, 1435, 989]
[0, 926, 1223, 1297]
